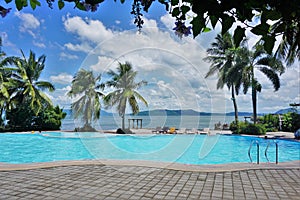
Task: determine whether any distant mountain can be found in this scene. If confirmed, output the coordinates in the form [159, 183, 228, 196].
[63, 109, 113, 117]
[275, 108, 300, 114]
[63, 108, 297, 118]
[225, 112, 259, 116]
[135, 109, 255, 116]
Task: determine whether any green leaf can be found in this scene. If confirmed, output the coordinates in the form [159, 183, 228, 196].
[120, 0, 125, 3]
[30, 0, 40, 9]
[272, 22, 285, 34]
[171, 0, 179, 6]
[202, 27, 211, 32]
[58, 0, 65, 9]
[181, 5, 190, 15]
[263, 35, 276, 54]
[261, 10, 281, 23]
[76, 2, 86, 11]
[15, 0, 24, 10]
[191, 15, 205, 38]
[221, 16, 235, 34]
[210, 15, 218, 29]
[233, 26, 245, 47]
[250, 23, 269, 36]
[5, 0, 13, 3]
[172, 7, 180, 17]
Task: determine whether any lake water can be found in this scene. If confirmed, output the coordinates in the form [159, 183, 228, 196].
[61, 115, 236, 131]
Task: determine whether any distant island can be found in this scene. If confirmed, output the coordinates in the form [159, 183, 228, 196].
[63, 108, 299, 118]
[133, 109, 257, 116]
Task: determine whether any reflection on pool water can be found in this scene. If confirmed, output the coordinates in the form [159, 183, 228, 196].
[0, 132, 299, 165]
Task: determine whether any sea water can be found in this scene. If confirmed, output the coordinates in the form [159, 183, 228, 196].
[61, 115, 236, 131]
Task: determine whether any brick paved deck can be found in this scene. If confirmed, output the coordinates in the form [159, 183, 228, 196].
[0, 164, 299, 199]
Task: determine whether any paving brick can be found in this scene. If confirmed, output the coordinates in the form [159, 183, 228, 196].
[0, 165, 298, 199]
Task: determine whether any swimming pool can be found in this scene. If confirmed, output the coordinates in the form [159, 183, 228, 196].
[0, 132, 299, 165]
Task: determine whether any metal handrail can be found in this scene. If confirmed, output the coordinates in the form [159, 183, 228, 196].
[264, 140, 279, 164]
[248, 141, 254, 163]
[248, 140, 259, 164]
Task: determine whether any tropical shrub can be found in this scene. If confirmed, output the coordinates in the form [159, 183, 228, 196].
[230, 121, 266, 135]
[5, 102, 66, 132]
[34, 106, 67, 130]
[282, 112, 300, 132]
[258, 114, 279, 132]
[74, 124, 97, 132]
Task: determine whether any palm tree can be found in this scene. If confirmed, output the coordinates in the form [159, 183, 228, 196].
[272, 20, 300, 66]
[104, 62, 148, 130]
[68, 69, 105, 130]
[5, 50, 55, 114]
[204, 33, 244, 124]
[238, 44, 285, 123]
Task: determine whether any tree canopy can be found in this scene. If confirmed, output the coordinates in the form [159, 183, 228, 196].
[1, 0, 299, 64]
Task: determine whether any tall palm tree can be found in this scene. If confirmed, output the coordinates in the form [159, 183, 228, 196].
[104, 62, 148, 130]
[238, 44, 285, 123]
[68, 69, 105, 130]
[204, 33, 244, 124]
[5, 50, 55, 114]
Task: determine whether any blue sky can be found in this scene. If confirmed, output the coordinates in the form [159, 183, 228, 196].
[1, 1, 299, 114]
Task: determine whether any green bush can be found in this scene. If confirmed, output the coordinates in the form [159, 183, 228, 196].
[230, 121, 266, 135]
[5, 102, 66, 132]
[258, 114, 279, 132]
[282, 112, 300, 132]
[75, 124, 97, 132]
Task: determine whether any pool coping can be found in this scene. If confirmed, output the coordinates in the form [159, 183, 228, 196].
[0, 159, 299, 172]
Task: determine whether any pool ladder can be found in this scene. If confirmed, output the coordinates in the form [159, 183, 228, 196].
[265, 140, 279, 164]
[248, 140, 278, 164]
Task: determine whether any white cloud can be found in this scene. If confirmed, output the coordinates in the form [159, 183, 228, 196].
[59, 52, 79, 60]
[63, 15, 114, 44]
[50, 73, 73, 85]
[15, 12, 41, 38]
[60, 14, 300, 113]
[33, 41, 46, 48]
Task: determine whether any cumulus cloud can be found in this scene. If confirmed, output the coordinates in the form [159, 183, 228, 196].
[33, 41, 46, 48]
[50, 73, 73, 85]
[15, 12, 41, 38]
[60, 14, 300, 113]
[60, 52, 79, 60]
[63, 15, 114, 44]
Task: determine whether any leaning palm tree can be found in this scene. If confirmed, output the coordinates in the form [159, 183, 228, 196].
[238, 44, 285, 124]
[104, 62, 148, 130]
[68, 69, 105, 131]
[204, 33, 244, 124]
[6, 50, 55, 114]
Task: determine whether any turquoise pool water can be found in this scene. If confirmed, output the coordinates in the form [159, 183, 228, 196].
[0, 132, 299, 164]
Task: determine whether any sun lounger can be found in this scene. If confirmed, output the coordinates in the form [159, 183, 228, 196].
[168, 127, 177, 134]
[198, 128, 210, 134]
[177, 128, 187, 134]
[152, 126, 162, 133]
[159, 126, 169, 133]
[186, 128, 199, 134]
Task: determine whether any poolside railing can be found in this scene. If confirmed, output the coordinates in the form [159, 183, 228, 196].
[249, 140, 279, 164]
[248, 140, 259, 164]
[265, 140, 279, 164]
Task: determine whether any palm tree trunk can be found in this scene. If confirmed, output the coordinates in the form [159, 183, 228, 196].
[252, 87, 257, 124]
[251, 68, 257, 124]
[231, 86, 239, 124]
[121, 114, 125, 130]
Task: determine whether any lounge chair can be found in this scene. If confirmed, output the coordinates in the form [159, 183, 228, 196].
[152, 126, 162, 133]
[177, 128, 187, 134]
[159, 126, 169, 133]
[168, 127, 177, 134]
[198, 128, 210, 134]
[186, 128, 199, 134]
